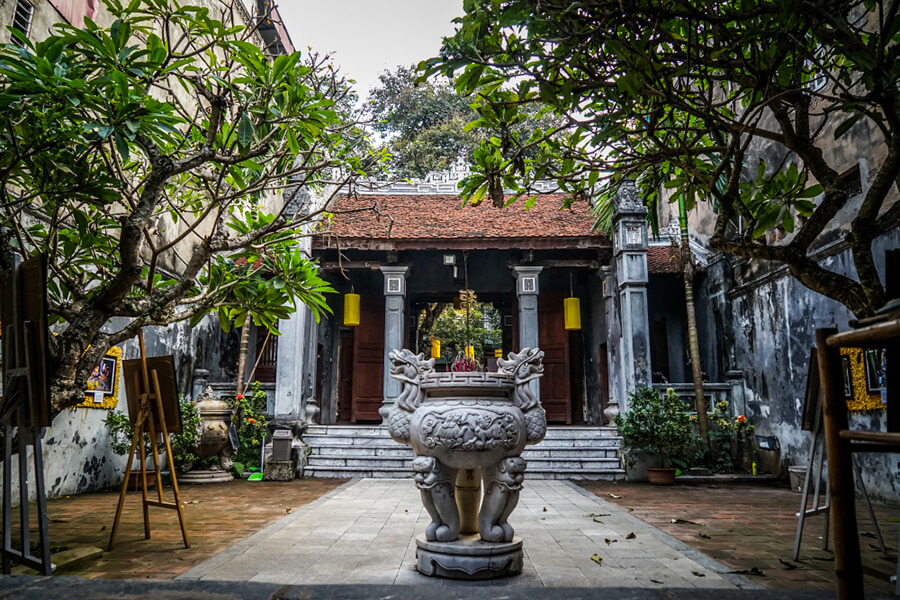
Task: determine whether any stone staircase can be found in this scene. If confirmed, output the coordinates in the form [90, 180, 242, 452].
[302, 425, 624, 481]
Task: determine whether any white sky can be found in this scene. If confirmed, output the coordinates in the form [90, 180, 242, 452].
[277, 1, 464, 102]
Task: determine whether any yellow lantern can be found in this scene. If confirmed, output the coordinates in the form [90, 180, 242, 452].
[343, 293, 360, 326]
[564, 297, 581, 330]
[465, 345, 475, 360]
[431, 339, 441, 359]
[494, 349, 502, 358]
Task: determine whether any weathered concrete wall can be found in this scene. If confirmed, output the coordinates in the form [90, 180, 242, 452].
[699, 229, 900, 502]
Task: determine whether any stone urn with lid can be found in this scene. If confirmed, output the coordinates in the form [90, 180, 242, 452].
[179, 386, 235, 484]
[386, 347, 546, 579]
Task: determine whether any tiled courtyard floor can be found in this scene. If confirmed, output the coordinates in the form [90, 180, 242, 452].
[178, 478, 752, 589]
[7, 475, 898, 595]
[16, 477, 348, 579]
[580, 479, 900, 595]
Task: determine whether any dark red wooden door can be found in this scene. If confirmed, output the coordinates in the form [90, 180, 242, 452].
[538, 292, 571, 424]
[352, 295, 385, 422]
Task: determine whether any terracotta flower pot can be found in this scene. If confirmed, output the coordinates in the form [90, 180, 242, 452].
[646, 467, 676, 485]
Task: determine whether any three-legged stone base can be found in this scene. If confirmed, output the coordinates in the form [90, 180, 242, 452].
[415, 534, 523, 580]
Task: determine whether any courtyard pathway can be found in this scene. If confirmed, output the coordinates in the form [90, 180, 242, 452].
[178, 478, 756, 589]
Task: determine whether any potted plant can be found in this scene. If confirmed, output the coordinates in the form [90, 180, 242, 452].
[614, 387, 692, 485]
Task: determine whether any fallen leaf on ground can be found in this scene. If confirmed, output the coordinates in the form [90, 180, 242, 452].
[671, 518, 700, 525]
[627, 507, 635, 512]
[779, 559, 798, 570]
[584, 513, 610, 518]
[49, 519, 69, 523]
[650, 579, 663, 584]
[593, 518, 604, 523]
[885, 518, 900, 523]
[543, 507, 548, 512]
[692, 571, 706, 577]
[626, 532, 636, 540]
[590, 553, 603, 565]
[285, 507, 292, 514]
[698, 532, 711, 539]
[727, 567, 765, 576]
[100, 526, 106, 531]
[604, 538, 617, 545]
[608, 493, 623, 499]
[185, 500, 201, 504]
[861, 531, 877, 539]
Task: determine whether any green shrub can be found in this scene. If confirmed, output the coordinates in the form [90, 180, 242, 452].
[614, 387, 692, 468]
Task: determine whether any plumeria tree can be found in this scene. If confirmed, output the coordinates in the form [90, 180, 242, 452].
[0, 0, 372, 415]
[428, 0, 900, 317]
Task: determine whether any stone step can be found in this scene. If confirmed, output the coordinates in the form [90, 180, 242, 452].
[307, 456, 413, 469]
[308, 444, 415, 458]
[303, 465, 625, 481]
[305, 425, 620, 439]
[308, 444, 619, 460]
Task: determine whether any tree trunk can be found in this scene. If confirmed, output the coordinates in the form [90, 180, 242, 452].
[235, 319, 251, 397]
[681, 195, 710, 452]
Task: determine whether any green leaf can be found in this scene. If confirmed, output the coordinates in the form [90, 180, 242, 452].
[834, 113, 862, 139]
[237, 113, 254, 149]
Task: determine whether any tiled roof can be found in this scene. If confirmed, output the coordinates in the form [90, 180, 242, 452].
[319, 193, 605, 241]
[647, 245, 682, 274]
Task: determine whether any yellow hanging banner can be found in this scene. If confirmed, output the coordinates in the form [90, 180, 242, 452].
[564, 297, 581, 330]
[494, 349, 503, 358]
[343, 293, 360, 326]
[465, 345, 475, 360]
[431, 339, 441, 359]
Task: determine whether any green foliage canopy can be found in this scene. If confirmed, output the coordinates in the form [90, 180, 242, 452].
[428, 0, 900, 316]
[0, 0, 372, 414]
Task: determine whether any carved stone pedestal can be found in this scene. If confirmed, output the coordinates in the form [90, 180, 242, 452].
[179, 468, 233, 484]
[416, 534, 523, 579]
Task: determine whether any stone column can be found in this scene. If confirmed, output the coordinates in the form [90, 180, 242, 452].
[512, 265, 542, 401]
[379, 265, 409, 420]
[611, 179, 652, 413]
[273, 307, 306, 420]
[301, 312, 320, 423]
[600, 266, 622, 424]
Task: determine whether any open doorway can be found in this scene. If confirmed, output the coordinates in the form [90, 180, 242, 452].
[413, 299, 507, 372]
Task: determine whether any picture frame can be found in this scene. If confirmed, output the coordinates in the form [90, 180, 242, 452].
[78, 345, 123, 409]
[122, 355, 182, 434]
[864, 348, 887, 394]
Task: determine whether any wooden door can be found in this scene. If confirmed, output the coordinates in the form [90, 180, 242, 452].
[538, 292, 571, 424]
[352, 295, 385, 422]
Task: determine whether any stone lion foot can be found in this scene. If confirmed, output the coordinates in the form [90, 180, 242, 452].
[412, 456, 460, 542]
[479, 457, 526, 543]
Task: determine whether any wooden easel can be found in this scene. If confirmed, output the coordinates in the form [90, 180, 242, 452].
[108, 330, 189, 550]
[1, 256, 53, 575]
[793, 346, 885, 561]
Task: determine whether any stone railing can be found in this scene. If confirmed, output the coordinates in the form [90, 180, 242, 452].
[652, 371, 747, 417]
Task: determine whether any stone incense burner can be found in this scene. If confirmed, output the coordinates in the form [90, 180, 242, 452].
[386, 348, 546, 579]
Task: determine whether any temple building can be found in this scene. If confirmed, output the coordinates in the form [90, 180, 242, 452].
[268, 179, 696, 479]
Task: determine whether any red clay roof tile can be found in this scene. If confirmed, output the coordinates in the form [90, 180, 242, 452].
[320, 193, 604, 240]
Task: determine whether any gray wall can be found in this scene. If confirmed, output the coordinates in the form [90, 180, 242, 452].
[697, 229, 900, 501]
